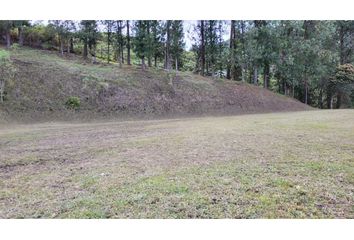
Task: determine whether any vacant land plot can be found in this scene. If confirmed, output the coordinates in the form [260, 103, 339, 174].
[0, 110, 353, 218]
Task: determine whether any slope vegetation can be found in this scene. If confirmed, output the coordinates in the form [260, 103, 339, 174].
[0, 47, 311, 121]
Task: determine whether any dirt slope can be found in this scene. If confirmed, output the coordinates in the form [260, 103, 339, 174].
[0, 47, 311, 121]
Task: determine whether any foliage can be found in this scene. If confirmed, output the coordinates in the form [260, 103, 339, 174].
[334, 64, 354, 84]
[65, 96, 81, 110]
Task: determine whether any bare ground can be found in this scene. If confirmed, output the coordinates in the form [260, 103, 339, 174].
[0, 110, 354, 218]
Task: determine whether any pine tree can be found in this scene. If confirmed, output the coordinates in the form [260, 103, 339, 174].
[114, 20, 125, 67]
[164, 20, 172, 70]
[103, 20, 114, 63]
[126, 20, 131, 65]
[133, 21, 149, 69]
[80, 20, 98, 61]
[151, 21, 164, 68]
[170, 21, 185, 71]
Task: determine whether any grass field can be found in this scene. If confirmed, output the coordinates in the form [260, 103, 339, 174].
[1, 110, 354, 218]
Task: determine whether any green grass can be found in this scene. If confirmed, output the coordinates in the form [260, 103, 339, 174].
[0, 110, 354, 218]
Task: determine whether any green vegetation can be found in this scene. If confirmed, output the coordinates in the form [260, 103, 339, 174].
[0, 110, 353, 218]
[65, 96, 81, 110]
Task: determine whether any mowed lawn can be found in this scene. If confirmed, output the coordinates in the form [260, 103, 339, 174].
[0, 110, 353, 218]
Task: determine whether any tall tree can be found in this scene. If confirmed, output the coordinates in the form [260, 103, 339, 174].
[164, 20, 172, 70]
[126, 20, 131, 65]
[227, 20, 235, 79]
[0, 21, 14, 48]
[170, 21, 185, 71]
[200, 20, 205, 76]
[103, 20, 114, 63]
[114, 20, 125, 67]
[14, 20, 29, 46]
[151, 21, 164, 67]
[335, 21, 354, 108]
[79, 20, 98, 62]
[133, 21, 149, 69]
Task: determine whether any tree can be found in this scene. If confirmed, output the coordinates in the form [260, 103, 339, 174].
[126, 20, 131, 65]
[253, 20, 278, 89]
[164, 20, 171, 70]
[215, 21, 227, 77]
[13, 20, 30, 46]
[334, 21, 354, 108]
[133, 21, 149, 69]
[170, 21, 185, 71]
[227, 20, 242, 80]
[0, 21, 14, 48]
[79, 20, 98, 62]
[204, 20, 220, 76]
[114, 20, 125, 67]
[151, 21, 164, 67]
[102, 20, 114, 63]
[200, 20, 205, 76]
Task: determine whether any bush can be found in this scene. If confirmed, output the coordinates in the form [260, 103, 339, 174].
[10, 43, 20, 51]
[65, 96, 80, 110]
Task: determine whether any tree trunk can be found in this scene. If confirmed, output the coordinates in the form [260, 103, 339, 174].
[229, 20, 237, 80]
[263, 62, 270, 89]
[326, 88, 332, 109]
[118, 50, 122, 67]
[241, 66, 246, 82]
[253, 67, 258, 85]
[154, 54, 158, 68]
[200, 20, 205, 76]
[92, 46, 96, 64]
[60, 37, 64, 56]
[339, 24, 345, 65]
[70, 37, 74, 53]
[67, 41, 70, 55]
[142, 57, 146, 70]
[226, 66, 231, 80]
[107, 31, 110, 63]
[175, 57, 178, 73]
[336, 92, 342, 109]
[6, 30, 11, 48]
[319, 88, 323, 109]
[304, 79, 308, 104]
[282, 79, 286, 95]
[126, 20, 131, 65]
[83, 40, 88, 59]
[147, 21, 152, 67]
[119, 22, 124, 65]
[18, 26, 24, 46]
[165, 20, 171, 70]
[148, 56, 152, 67]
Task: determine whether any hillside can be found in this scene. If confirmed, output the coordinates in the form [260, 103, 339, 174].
[0, 47, 311, 121]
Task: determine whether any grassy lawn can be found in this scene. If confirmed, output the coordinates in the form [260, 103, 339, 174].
[0, 110, 354, 218]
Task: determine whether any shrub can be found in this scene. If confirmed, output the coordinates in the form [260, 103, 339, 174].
[10, 43, 20, 51]
[65, 96, 81, 110]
